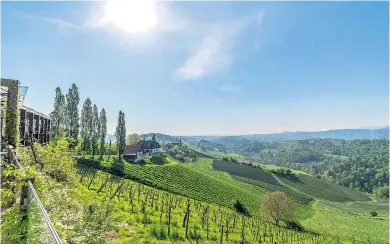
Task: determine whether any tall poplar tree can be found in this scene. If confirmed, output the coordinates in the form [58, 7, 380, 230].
[51, 87, 66, 142]
[99, 108, 107, 158]
[80, 98, 92, 152]
[65, 83, 80, 145]
[91, 104, 100, 159]
[115, 111, 126, 159]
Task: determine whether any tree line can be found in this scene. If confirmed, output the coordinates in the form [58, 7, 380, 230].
[50, 84, 127, 159]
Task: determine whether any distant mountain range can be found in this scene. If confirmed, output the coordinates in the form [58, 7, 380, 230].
[106, 127, 389, 144]
[181, 127, 389, 142]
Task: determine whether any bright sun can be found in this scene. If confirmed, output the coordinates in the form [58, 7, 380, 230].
[102, 0, 158, 33]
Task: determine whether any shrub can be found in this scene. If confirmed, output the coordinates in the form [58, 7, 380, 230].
[170, 228, 183, 240]
[142, 214, 152, 224]
[233, 200, 250, 216]
[369, 211, 378, 217]
[149, 224, 167, 240]
[286, 221, 304, 231]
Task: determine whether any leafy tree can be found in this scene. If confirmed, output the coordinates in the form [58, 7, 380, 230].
[374, 186, 389, 199]
[51, 87, 66, 143]
[127, 133, 141, 145]
[152, 133, 156, 141]
[91, 104, 100, 159]
[80, 98, 93, 152]
[369, 211, 378, 217]
[261, 192, 294, 225]
[115, 111, 126, 159]
[65, 83, 80, 146]
[99, 108, 107, 158]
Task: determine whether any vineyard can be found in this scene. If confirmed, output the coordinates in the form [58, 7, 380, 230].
[277, 174, 371, 202]
[78, 157, 267, 217]
[77, 164, 324, 243]
[11, 140, 388, 243]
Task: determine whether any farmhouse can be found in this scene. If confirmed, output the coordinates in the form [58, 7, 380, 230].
[123, 140, 162, 162]
[237, 160, 252, 166]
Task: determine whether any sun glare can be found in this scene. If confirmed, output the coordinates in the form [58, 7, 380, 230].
[102, 0, 158, 33]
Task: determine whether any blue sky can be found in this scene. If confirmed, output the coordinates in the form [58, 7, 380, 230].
[2, 1, 389, 135]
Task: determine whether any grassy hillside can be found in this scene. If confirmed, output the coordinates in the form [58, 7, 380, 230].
[212, 159, 370, 203]
[277, 174, 371, 202]
[212, 159, 280, 185]
[78, 156, 267, 217]
[76, 153, 389, 243]
[18, 142, 321, 244]
[301, 200, 389, 244]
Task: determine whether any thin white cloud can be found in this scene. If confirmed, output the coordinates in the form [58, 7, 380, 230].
[218, 85, 243, 92]
[37, 15, 85, 30]
[14, 10, 86, 31]
[15, 1, 187, 35]
[174, 11, 264, 81]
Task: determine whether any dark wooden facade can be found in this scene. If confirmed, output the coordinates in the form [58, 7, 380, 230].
[20, 106, 51, 146]
[1, 78, 51, 146]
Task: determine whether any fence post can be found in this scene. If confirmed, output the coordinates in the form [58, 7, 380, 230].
[20, 183, 29, 242]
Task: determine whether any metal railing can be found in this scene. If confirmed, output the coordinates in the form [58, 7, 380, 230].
[6, 145, 62, 244]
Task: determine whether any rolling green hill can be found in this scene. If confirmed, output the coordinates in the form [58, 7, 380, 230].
[77, 153, 388, 243]
[211, 159, 370, 203]
[277, 173, 371, 202]
[78, 156, 267, 217]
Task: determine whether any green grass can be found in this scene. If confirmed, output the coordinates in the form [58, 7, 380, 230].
[300, 200, 389, 244]
[277, 174, 371, 202]
[317, 199, 389, 218]
[189, 146, 243, 160]
[212, 159, 280, 185]
[232, 175, 313, 204]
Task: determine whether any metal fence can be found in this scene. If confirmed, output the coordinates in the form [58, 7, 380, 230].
[5, 145, 62, 244]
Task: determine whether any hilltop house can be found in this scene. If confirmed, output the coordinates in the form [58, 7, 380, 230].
[123, 140, 162, 162]
[237, 160, 252, 166]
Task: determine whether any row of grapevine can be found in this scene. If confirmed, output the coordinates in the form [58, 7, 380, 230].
[78, 165, 325, 243]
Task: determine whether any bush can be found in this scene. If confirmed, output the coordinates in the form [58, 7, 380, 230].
[149, 224, 167, 240]
[142, 214, 152, 224]
[285, 221, 304, 231]
[369, 211, 378, 217]
[233, 200, 250, 216]
[170, 228, 183, 240]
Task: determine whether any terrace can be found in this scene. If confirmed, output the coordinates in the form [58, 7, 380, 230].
[1, 78, 51, 146]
